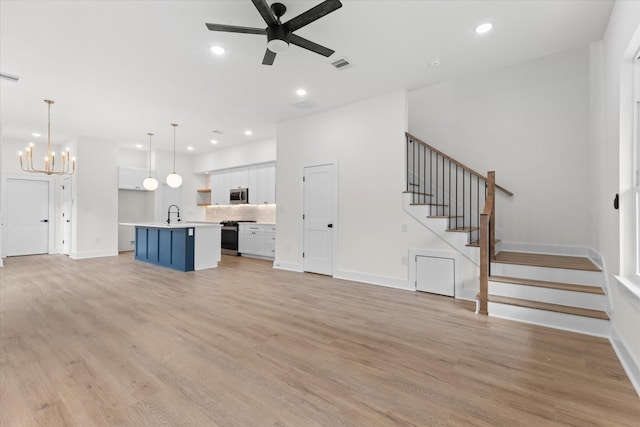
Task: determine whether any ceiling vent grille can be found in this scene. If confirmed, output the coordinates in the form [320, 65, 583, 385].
[331, 57, 352, 70]
[293, 100, 318, 110]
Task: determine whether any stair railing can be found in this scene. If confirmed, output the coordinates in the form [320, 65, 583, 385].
[478, 171, 496, 315]
[406, 133, 512, 241]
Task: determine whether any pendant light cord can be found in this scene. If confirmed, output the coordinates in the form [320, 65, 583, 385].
[171, 123, 178, 173]
[147, 132, 154, 176]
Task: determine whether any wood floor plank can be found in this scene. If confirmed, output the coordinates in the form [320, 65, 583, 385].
[0, 253, 638, 426]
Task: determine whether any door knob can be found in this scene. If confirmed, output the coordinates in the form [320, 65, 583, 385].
[40, 219, 48, 223]
[327, 224, 333, 228]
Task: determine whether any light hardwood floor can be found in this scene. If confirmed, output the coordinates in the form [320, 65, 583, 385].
[1, 253, 639, 426]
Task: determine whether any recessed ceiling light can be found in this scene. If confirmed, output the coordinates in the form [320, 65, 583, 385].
[210, 139, 218, 144]
[296, 88, 307, 97]
[187, 146, 194, 151]
[475, 22, 493, 34]
[135, 144, 143, 148]
[32, 132, 41, 137]
[244, 130, 253, 136]
[210, 45, 226, 55]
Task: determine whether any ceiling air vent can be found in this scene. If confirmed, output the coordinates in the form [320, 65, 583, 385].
[331, 57, 352, 70]
[293, 100, 318, 110]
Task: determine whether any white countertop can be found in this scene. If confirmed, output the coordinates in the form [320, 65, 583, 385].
[120, 222, 222, 229]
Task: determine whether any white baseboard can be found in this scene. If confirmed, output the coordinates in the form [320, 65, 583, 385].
[272, 260, 303, 272]
[70, 249, 119, 260]
[334, 269, 413, 291]
[610, 325, 640, 398]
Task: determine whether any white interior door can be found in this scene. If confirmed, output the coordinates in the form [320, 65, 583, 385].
[6, 178, 49, 256]
[303, 164, 335, 275]
[62, 177, 72, 255]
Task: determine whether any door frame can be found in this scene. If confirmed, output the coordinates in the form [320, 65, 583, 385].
[62, 176, 72, 255]
[300, 159, 339, 276]
[2, 174, 56, 256]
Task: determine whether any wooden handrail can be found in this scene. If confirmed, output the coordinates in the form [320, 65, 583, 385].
[405, 133, 514, 197]
[478, 171, 496, 316]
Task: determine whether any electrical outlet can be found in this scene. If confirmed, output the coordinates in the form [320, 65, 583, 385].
[402, 256, 408, 265]
[130, 240, 135, 245]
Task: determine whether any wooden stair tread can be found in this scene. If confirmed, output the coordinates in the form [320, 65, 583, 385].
[403, 191, 433, 197]
[466, 239, 500, 247]
[488, 295, 610, 320]
[447, 227, 478, 233]
[494, 251, 601, 272]
[489, 275, 605, 295]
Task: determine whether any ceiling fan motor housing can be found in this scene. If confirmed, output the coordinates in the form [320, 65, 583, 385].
[266, 25, 289, 53]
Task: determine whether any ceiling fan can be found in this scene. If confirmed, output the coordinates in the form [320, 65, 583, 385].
[205, 0, 342, 65]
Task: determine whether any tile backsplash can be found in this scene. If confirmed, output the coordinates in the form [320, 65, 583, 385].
[205, 204, 276, 223]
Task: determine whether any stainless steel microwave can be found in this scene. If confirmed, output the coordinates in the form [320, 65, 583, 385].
[230, 188, 248, 204]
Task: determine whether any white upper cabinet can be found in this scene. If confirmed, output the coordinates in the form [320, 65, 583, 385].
[208, 162, 275, 206]
[119, 166, 148, 191]
[211, 170, 231, 205]
[256, 163, 276, 204]
[230, 166, 249, 189]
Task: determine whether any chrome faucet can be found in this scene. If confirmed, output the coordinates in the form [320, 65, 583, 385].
[167, 204, 181, 224]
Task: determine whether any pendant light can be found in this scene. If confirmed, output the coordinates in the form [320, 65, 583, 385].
[166, 123, 182, 188]
[18, 99, 76, 175]
[142, 132, 158, 191]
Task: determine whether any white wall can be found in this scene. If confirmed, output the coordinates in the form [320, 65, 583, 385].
[191, 138, 276, 173]
[408, 47, 591, 248]
[594, 0, 640, 393]
[69, 136, 118, 258]
[276, 91, 459, 288]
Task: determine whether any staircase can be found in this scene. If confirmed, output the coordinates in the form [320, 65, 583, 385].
[404, 133, 610, 337]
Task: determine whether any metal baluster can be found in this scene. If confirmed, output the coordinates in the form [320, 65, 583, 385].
[448, 161, 451, 228]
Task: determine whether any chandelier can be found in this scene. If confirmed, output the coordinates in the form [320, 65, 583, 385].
[19, 99, 75, 175]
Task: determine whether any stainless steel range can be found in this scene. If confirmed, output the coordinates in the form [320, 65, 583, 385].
[220, 220, 256, 255]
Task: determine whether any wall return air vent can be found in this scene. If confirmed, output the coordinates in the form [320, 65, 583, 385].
[331, 57, 352, 70]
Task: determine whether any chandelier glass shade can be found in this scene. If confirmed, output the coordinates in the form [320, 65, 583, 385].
[142, 132, 158, 191]
[166, 123, 182, 188]
[19, 99, 75, 176]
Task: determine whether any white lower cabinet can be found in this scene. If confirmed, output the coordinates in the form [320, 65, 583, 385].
[239, 224, 275, 259]
[265, 225, 276, 258]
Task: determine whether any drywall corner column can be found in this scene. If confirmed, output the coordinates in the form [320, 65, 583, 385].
[70, 136, 118, 258]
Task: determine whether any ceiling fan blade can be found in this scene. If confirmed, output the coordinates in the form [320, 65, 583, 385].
[262, 48, 276, 65]
[206, 23, 266, 35]
[284, 0, 342, 32]
[251, 0, 278, 27]
[289, 33, 334, 57]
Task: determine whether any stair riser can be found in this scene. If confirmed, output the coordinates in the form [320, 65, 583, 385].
[490, 262, 605, 287]
[487, 302, 610, 338]
[489, 282, 608, 311]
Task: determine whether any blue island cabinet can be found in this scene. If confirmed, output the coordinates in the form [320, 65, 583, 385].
[135, 226, 195, 271]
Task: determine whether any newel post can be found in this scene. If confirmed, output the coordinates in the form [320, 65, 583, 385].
[478, 171, 495, 316]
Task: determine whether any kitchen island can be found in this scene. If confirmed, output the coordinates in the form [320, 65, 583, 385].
[120, 222, 222, 271]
